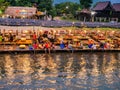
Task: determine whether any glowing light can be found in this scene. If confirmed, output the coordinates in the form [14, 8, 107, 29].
[53, 30, 56, 34]
[9, 30, 12, 33]
[112, 31, 115, 33]
[24, 30, 28, 34]
[97, 30, 100, 33]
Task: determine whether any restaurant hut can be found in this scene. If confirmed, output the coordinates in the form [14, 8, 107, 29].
[92, 1, 114, 22]
[112, 3, 120, 22]
[76, 9, 91, 22]
[5, 6, 37, 19]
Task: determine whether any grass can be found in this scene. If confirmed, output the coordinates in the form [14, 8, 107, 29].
[60, 16, 79, 22]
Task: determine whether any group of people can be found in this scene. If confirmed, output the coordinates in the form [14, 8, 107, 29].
[0, 29, 119, 53]
[30, 30, 119, 53]
[0, 33, 14, 42]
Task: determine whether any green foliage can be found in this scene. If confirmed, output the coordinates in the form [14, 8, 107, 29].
[5, 0, 53, 15]
[55, 2, 80, 16]
[5, 0, 36, 6]
[49, 7, 57, 20]
[0, 0, 4, 3]
[62, 16, 67, 19]
[2, 0, 81, 20]
[0, 0, 9, 13]
[5, 0, 16, 6]
[15, 0, 32, 6]
[80, 0, 92, 9]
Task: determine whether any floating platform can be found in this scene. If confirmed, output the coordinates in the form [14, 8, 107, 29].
[0, 49, 120, 54]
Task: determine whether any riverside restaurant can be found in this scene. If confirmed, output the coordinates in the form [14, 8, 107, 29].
[0, 26, 120, 53]
[0, 25, 120, 90]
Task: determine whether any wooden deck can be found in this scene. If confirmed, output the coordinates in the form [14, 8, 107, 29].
[0, 46, 120, 54]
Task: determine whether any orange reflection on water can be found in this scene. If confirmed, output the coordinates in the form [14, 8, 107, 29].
[0, 52, 119, 89]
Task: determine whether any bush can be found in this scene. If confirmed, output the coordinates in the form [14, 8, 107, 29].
[67, 14, 74, 19]
[61, 16, 67, 19]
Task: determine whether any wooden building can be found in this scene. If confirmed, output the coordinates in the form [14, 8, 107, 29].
[5, 6, 45, 19]
[5, 6, 37, 19]
[92, 1, 120, 22]
[112, 3, 120, 22]
[76, 9, 91, 22]
[76, 1, 120, 22]
[92, 1, 114, 22]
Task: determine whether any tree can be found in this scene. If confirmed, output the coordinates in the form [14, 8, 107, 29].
[5, 0, 55, 19]
[80, 0, 93, 9]
[55, 2, 80, 16]
[49, 6, 57, 20]
[0, 0, 9, 13]
[5, 0, 16, 6]
[5, 0, 53, 12]
[30, 0, 53, 13]
[15, 0, 32, 6]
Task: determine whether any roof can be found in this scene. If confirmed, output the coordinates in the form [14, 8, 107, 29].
[92, 1, 112, 11]
[113, 3, 120, 12]
[80, 9, 91, 14]
[5, 6, 37, 17]
[76, 9, 91, 15]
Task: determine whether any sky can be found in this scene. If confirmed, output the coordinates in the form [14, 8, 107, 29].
[53, 0, 120, 5]
[94, 0, 120, 4]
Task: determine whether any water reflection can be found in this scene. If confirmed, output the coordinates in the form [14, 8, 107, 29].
[0, 52, 120, 89]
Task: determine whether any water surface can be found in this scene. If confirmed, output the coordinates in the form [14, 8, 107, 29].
[0, 52, 120, 90]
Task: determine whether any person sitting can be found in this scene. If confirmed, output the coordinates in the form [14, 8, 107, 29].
[38, 35, 43, 44]
[92, 43, 97, 49]
[68, 41, 73, 49]
[88, 39, 93, 49]
[99, 42, 104, 49]
[43, 32, 48, 38]
[51, 42, 56, 50]
[39, 44, 44, 49]
[44, 41, 51, 53]
[33, 41, 38, 49]
[88, 44, 93, 49]
[60, 41, 65, 49]
[104, 42, 110, 49]
[79, 42, 83, 49]
[29, 44, 33, 50]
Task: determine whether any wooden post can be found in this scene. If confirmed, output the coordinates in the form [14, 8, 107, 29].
[84, 17, 86, 22]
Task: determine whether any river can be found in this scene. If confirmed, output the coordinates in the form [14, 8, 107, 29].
[0, 52, 120, 90]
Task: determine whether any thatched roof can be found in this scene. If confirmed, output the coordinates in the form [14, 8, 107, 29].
[5, 6, 37, 17]
[113, 3, 120, 12]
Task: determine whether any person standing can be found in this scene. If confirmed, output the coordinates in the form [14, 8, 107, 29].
[32, 32, 37, 43]
[0, 34, 3, 42]
[9, 33, 13, 42]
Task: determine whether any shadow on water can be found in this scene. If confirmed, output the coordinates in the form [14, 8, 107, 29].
[0, 52, 119, 90]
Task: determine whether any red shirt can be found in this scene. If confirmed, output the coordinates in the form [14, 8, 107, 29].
[33, 43, 38, 49]
[33, 34, 37, 40]
[45, 43, 50, 48]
